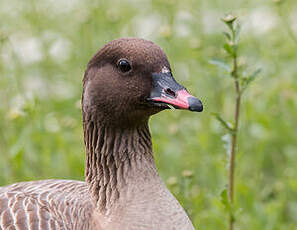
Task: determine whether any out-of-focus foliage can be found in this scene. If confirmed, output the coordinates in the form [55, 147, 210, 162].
[1, 0, 297, 229]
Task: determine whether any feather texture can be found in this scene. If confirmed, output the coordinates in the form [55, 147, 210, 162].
[0, 180, 94, 230]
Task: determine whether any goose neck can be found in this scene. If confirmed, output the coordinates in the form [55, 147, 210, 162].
[83, 119, 157, 211]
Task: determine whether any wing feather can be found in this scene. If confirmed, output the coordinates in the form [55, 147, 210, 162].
[0, 180, 94, 230]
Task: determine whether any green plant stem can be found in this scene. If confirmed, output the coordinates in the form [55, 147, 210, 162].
[229, 52, 241, 230]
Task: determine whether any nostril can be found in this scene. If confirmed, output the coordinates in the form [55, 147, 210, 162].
[165, 88, 176, 98]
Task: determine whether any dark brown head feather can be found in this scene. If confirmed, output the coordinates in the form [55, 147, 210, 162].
[82, 38, 171, 127]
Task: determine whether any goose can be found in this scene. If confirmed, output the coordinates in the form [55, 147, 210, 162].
[0, 38, 203, 230]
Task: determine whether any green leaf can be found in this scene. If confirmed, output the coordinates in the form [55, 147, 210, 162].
[220, 188, 235, 222]
[223, 32, 231, 41]
[223, 43, 234, 56]
[234, 23, 241, 44]
[211, 113, 234, 133]
[220, 188, 230, 210]
[209, 59, 231, 72]
[241, 68, 262, 93]
[248, 68, 261, 82]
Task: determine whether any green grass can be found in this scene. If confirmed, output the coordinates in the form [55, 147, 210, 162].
[1, 0, 297, 229]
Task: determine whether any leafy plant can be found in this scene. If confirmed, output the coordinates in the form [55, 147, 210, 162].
[211, 15, 260, 230]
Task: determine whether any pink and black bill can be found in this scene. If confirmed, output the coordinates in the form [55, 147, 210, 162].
[147, 72, 203, 112]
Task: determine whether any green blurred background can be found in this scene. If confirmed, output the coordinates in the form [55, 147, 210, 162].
[1, 0, 297, 229]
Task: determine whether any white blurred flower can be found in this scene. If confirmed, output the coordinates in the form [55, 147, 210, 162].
[167, 177, 178, 186]
[250, 123, 267, 139]
[202, 10, 221, 34]
[133, 14, 163, 39]
[174, 10, 194, 37]
[0, 0, 27, 17]
[8, 94, 26, 120]
[222, 133, 232, 157]
[244, 8, 278, 34]
[10, 35, 43, 65]
[24, 75, 48, 98]
[44, 113, 60, 133]
[41, 0, 81, 14]
[159, 25, 172, 38]
[50, 80, 76, 99]
[8, 107, 25, 120]
[182, 170, 194, 178]
[49, 38, 72, 62]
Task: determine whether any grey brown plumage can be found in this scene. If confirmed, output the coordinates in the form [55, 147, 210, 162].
[0, 38, 202, 230]
[0, 180, 94, 230]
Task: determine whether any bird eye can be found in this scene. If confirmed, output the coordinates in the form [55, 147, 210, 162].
[118, 59, 131, 73]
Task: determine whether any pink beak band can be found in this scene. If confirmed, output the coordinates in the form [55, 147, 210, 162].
[147, 72, 203, 112]
[151, 89, 203, 111]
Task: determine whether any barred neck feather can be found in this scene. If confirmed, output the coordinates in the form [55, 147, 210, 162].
[83, 115, 156, 212]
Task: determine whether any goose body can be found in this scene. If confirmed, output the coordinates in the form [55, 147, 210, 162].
[0, 179, 193, 229]
[0, 38, 203, 230]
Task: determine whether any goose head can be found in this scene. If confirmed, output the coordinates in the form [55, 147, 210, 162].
[82, 38, 203, 126]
